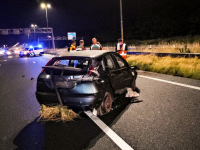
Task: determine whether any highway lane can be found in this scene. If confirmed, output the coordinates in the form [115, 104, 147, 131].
[0, 54, 200, 150]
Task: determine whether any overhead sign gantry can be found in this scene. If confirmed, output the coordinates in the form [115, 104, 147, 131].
[0, 28, 55, 49]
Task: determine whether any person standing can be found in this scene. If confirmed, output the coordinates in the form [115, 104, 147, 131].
[115, 38, 128, 60]
[69, 40, 76, 51]
[90, 38, 102, 50]
[77, 40, 85, 51]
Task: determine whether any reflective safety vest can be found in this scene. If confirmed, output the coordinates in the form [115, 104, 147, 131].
[69, 45, 76, 51]
[117, 43, 126, 51]
[117, 43, 127, 60]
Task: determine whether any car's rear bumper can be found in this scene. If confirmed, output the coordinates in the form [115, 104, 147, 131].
[36, 91, 103, 111]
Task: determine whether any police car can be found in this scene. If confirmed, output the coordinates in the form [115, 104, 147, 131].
[19, 45, 44, 57]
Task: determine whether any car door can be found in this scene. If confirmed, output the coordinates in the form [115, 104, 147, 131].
[103, 54, 121, 93]
[111, 53, 133, 89]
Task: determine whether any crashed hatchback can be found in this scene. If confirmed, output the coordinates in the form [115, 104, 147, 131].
[36, 50, 139, 115]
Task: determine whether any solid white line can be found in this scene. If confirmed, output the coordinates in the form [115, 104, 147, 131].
[84, 111, 134, 150]
[138, 75, 200, 91]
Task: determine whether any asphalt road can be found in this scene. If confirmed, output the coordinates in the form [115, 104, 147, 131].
[0, 54, 199, 150]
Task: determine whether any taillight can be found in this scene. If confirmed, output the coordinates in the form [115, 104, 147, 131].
[41, 59, 53, 73]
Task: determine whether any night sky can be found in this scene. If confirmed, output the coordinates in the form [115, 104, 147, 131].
[0, 0, 200, 47]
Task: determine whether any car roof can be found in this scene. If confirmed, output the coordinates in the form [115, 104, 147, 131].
[57, 50, 114, 59]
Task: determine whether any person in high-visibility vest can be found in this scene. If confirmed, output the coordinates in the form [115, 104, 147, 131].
[69, 40, 76, 51]
[90, 38, 102, 50]
[115, 38, 128, 60]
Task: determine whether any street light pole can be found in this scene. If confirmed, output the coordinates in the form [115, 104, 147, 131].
[51, 28, 55, 49]
[120, 0, 124, 40]
[46, 7, 48, 28]
[41, 3, 51, 28]
[31, 24, 37, 41]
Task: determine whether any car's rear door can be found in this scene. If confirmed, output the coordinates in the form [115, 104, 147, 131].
[111, 53, 133, 89]
[103, 54, 121, 93]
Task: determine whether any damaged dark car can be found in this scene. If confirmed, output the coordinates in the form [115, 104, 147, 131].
[36, 50, 139, 115]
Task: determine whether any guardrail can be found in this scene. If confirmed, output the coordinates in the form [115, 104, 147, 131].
[44, 48, 68, 55]
[127, 52, 200, 58]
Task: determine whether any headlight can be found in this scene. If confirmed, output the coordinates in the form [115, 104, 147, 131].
[7, 52, 11, 55]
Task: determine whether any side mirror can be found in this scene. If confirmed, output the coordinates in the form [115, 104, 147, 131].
[130, 65, 140, 70]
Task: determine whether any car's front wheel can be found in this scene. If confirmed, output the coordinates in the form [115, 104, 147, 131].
[97, 92, 113, 116]
[39, 53, 42, 56]
[27, 53, 30, 57]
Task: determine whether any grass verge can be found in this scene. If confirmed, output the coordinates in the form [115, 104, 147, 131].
[127, 55, 200, 80]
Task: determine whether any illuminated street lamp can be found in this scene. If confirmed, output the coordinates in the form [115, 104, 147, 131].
[31, 24, 37, 41]
[41, 3, 51, 28]
[31, 24, 37, 28]
[31, 24, 37, 32]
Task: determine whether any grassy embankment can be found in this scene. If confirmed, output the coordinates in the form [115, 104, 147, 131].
[127, 55, 200, 80]
[128, 44, 200, 53]
[103, 36, 200, 53]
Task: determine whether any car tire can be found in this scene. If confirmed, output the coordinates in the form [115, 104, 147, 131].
[27, 53, 30, 57]
[39, 53, 42, 56]
[97, 92, 113, 116]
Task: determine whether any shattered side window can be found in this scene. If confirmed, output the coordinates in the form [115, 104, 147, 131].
[113, 55, 127, 68]
[104, 55, 115, 70]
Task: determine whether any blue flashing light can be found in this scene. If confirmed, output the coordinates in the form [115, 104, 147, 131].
[38, 44, 42, 48]
[29, 45, 33, 48]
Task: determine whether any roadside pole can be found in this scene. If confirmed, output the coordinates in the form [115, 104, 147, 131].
[51, 28, 55, 49]
[120, 0, 124, 40]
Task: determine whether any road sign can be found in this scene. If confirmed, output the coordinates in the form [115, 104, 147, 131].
[68, 32, 76, 40]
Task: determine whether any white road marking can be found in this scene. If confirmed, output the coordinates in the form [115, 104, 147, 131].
[138, 75, 200, 91]
[84, 111, 134, 150]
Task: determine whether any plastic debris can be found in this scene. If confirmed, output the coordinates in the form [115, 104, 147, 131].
[92, 108, 97, 116]
[126, 88, 140, 98]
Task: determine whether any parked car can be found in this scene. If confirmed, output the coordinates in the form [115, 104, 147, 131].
[36, 50, 139, 115]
